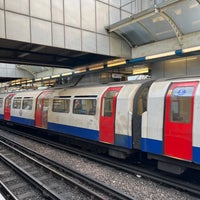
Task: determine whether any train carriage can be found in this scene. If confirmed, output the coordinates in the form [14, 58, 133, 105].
[1, 76, 200, 174]
[10, 90, 44, 126]
[142, 77, 200, 173]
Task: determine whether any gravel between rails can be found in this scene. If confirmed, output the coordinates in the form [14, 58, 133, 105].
[0, 129, 199, 200]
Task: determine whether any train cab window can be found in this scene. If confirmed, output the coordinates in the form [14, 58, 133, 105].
[73, 98, 96, 115]
[52, 98, 70, 113]
[170, 87, 194, 123]
[13, 97, 22, 109]
[0, 98, 3, 108]
[102, 91, 117, 117]
[22, 97, 33, 110]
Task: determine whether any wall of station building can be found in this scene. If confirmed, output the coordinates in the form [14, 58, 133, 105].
[0, 63, 33, 79]
[0, 0, 169, 59]
[151, 55, 200, 79]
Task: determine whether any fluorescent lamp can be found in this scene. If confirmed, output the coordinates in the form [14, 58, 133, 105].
[107, 61, 126, 67]
[133, 67, 149, 75]
[43, 76, 50, 80]
[146, 51, 175, 60]
[35, 78, 41, 81]
[51, 74, 60, 78]
[62, 72, 72, 76]
[182, 46, 200, 53]
[27, 80, 33, 83]
[89, 65, 104, 71]
[74, 68, 86, 74]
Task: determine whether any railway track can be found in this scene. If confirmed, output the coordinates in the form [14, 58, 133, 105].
[0, 135, 135, 200]
[1, 126, 200, 198]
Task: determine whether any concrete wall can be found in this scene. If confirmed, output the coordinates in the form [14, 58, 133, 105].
[151, 56, 200, 79]
[0, 0, 138, 58]
[0, 63, 33, 78]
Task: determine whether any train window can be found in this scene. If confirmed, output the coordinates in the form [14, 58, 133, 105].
[73, 99, 96, 115]
[137, 88, 148, 116]
[22, 97, 33, 110]
[0, 98, 3, 108]
[170, 86, 194, 123]
[102, 91, 117, 117]
[13, 97, 22, 109]
[52, 98, 70, 113]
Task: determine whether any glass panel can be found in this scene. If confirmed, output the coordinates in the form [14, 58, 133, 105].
[137, 88, 148, 115]
[164, 0, 200, 34]
[73, 99, 96, 115]
[170, 87, 194, 123]
[102, 91, 118, 117]
[140, 13, 175, 40]
[52, 98, 70, 113]
[22, 97, 33, 110]
[13, 97, 22, 109]
[0, 98, 3, 108]
[118, 22, 155, 46]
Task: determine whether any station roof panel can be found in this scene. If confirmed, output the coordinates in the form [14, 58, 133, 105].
[107, 0, 200, 47]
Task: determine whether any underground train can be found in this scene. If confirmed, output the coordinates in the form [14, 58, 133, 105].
[0, 76, 200, 174]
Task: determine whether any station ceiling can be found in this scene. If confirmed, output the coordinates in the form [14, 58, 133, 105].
[0, 38, 114, 69]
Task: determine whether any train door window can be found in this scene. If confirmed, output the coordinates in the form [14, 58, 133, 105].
[170, 87, 194, 123]
[22, 97, 33, 110]
[0, 98, 3, 108]
[137, 88, 148, 116]
[12, 97, 22, 109]
[102, 91, 117, 117]
[36, 98, 42, 111]
[73, 98, 96, 115]
[52, 97, 70, 113]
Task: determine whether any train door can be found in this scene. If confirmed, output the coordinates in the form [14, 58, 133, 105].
[164, 81, 198, 161]
[99, 87, 122, 144]
[35, 91, 52, 128]
[4, 94, 15, 121]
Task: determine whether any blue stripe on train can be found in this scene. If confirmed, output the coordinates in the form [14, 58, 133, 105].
[193, 146, 200, 164]
[48, 122, 99, 141]
[9, 117, 132, 149]
[48, 122, 132, 148]
[10, 116, 35, 126]
[115, 134, 132, 149]
[0, 114, 4, 119]
[142, 138, 163, 155]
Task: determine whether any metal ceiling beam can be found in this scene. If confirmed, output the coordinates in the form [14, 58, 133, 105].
[158, 10, 183, 46]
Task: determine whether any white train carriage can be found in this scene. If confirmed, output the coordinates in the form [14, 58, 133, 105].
[10, 90, 46, 126]
[46, 80, 152, 154]
[142, 77, 200, 173]
[47, 86, 106, 141]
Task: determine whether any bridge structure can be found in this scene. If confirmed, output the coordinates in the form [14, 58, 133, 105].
[0, 0, 200, 86]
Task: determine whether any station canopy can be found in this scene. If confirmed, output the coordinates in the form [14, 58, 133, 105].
[107, 0, 200, 47]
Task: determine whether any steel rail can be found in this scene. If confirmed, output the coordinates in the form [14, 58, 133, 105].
[0, 137, 136, 200]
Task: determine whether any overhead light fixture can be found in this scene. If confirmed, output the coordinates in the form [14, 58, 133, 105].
[42, 76, 50, 80]
[89, 64, 104, 71]
[27, 80, 33, 83]
[182, 46, 200, 53]
[62, 71, 73, 76]
[146, 51, 175, 60]
[133, 67, 149, 75]
[107, 59, 126, 67]
[51, 74, 60, 78]
[74, 67, 86, 74]
[35, 78, 41, 81]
